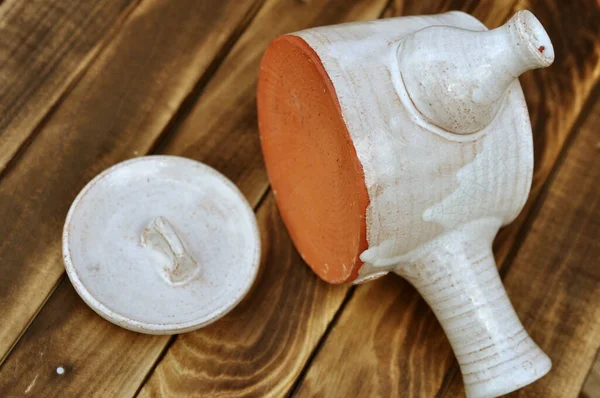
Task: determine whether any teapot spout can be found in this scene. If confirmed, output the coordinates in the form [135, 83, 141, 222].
[398, 10, 554, 135]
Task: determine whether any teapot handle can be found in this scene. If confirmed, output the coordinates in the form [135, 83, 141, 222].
[396, 220, 551, 398]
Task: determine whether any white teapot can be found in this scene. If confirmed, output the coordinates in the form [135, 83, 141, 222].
[258, 10, 554, 398]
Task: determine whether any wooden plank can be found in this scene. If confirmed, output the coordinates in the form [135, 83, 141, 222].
[441, 94, 600, 397]
[0, 0, 388, 396]
[0, 0, 264, 366]
[581, 352, 600, 398]
[293, 0, 600, 396]
[0, 0, 140, 172]
[298, 275, 456, 397]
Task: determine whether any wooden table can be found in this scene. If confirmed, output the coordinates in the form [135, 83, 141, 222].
[0, 0, 598, 397]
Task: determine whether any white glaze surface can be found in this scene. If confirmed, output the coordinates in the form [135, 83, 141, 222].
[63, 156, 260, 334]
[398, 218, 551, 398]
[294, 11, 551, 397]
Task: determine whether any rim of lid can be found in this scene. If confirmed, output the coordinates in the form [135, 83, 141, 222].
[62, 155, 261, 334]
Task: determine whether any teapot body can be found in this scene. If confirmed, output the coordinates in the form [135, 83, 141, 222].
[294, 13, 534, 281]
[259, 12, 535, 282]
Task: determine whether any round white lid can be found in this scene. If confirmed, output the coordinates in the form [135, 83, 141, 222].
[63, 156, 260, 334]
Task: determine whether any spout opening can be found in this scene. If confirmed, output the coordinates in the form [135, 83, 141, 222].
[514, 10, 554, 68]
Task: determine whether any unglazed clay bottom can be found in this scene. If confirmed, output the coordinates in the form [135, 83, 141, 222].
[258, 10, 554, 398]
[258, 35, 369, 284]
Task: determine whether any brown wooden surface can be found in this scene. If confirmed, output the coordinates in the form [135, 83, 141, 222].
[0, 0, 139, 172]
[0, 0, 598, 397]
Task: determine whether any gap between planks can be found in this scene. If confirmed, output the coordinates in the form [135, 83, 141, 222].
[0, 274, 66, 366]
[581, 348, 600, 398]
[286, 285, 358, 398]
[144, 0, 268, 155]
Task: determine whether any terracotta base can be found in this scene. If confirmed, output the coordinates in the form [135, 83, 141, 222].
[257, 35, 368, 284]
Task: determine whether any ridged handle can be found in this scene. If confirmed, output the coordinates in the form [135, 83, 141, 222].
[396, 221, 551, 397]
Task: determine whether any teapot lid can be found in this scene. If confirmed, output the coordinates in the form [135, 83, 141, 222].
[62, 156, 260, 334]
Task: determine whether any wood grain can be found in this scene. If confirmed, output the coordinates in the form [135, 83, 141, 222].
[138, 194, 348, 398]
[293, 1, 600, 397]
[0, 0, 263, 366]
[0, 0, 388, 396]
[441, 94, 600, 397]
[0, 0, 140, 172]
[582, 352, 600, 398]
[0, 278, 167, 397]
[296, 275, 455, 397]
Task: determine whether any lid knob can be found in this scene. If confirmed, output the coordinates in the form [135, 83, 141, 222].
[140, 216, 201, 286]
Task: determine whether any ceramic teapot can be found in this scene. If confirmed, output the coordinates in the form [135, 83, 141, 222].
[257, 10, 554, 398]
